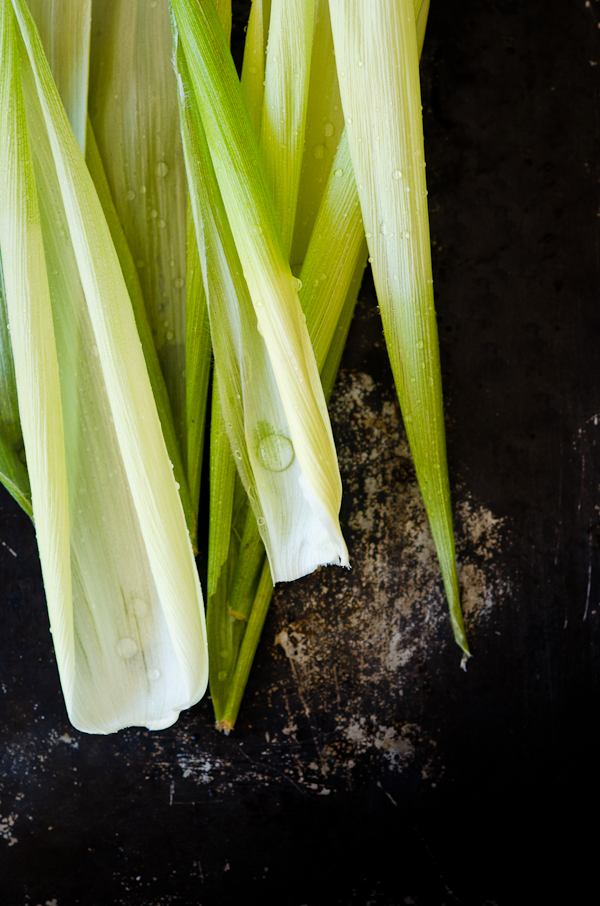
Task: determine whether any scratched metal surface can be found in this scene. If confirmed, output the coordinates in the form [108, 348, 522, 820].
[0, 1, 598, 904]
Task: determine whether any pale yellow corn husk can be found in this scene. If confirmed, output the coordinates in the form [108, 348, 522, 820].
[27, 0, 90, 152]
[0, 0, 74, 707]
[172, 0, 348, 580]
[88, 0, 188, 448]
[8, 0, 208, 731]
[174, 31, 347, 581]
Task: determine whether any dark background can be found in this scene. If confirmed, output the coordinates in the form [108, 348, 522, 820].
[1, 1, 598, 903]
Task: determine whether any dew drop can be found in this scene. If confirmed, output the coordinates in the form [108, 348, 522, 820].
[150, 1, 157, 7]
[393, 170, 402, 180]
[294, 277, 302, 290]
[163, 319, 170, 328]
[368, 256, 373, 263]
[139, 185, 147, 194]
[380, 222, 388, 235]
[166, 330, 174, 341]
[148, 668, 160, 681]
[357, 60, 363, 67]
[126, 190, 136, 201]
[257, 516, 266, 526]
[365, 231, 372, 239]
[156, 161, 169, 178]
[158, 219, 166, 229]
[334, 168, 343, 177]
[173, 277, 184, 289]
[249, 66, 257, 74]
[258, 434, 294, 472]
[324, 122, 334, 137]
[117, 637, 138, 659]
[313, 144, 326, 159]
[151, 209, 158, 219]
[417, 339, 424, 349]
[234, 450, 242, 460]
[422, 190, 428, 196]
[345, 117, 353, 125]
[218, 670, 227, 681]
[401, 231, 411, 240]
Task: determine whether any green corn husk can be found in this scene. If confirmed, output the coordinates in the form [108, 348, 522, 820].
[197, 0, 368, 728]
[240, 0, 271, 139]
[259, 0, 316, 258]
[290, 0, 345, 269]
[0, 0, 74, 713]
[328, 0, 469, 656]
[0, 254, 32, 518]
[214, 135, 367, 731]
[185, 206, 212, 520]
[203, 0, 459, 728]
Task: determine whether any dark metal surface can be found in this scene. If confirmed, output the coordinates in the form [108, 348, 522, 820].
[1, 1, 598, 903]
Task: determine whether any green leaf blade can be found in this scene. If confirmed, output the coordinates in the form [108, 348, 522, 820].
[328, 0, 468, 654]
[0, 255, 32, 517]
